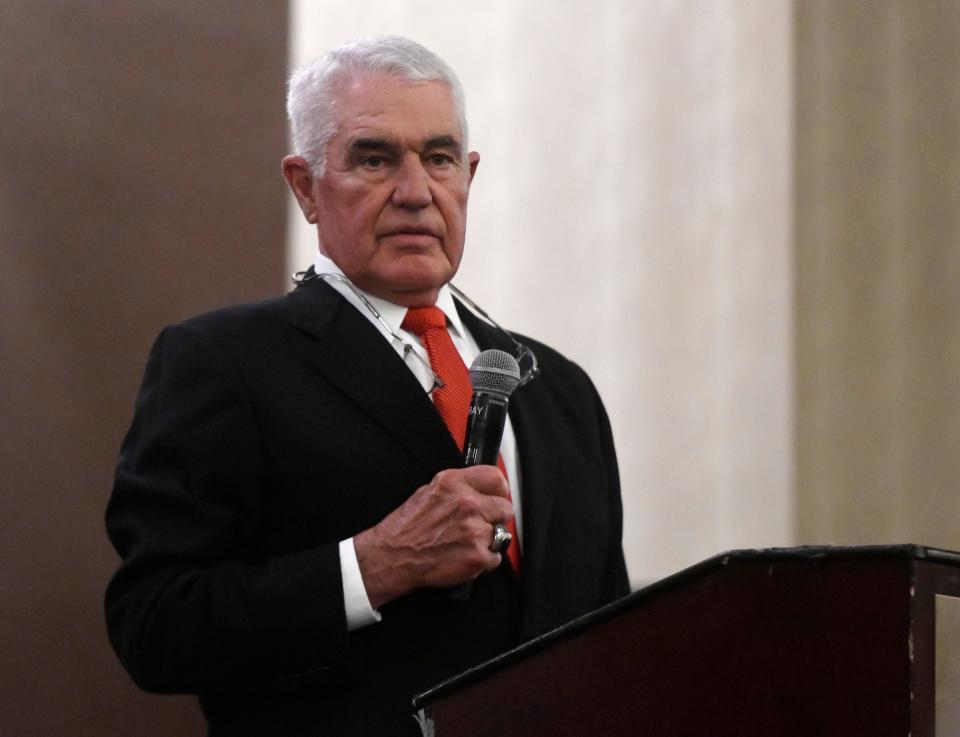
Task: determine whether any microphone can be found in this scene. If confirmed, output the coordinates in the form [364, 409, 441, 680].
[449, 350, 521, 602]
[463, 349, 522, 468]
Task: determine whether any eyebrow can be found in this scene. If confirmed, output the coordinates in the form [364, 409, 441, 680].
[423, 135, 462, 152]
[346, 135, 463, 157]
[348, 138, 398, 156]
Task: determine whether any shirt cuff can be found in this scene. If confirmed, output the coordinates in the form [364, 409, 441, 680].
[339, 537, 382, 631]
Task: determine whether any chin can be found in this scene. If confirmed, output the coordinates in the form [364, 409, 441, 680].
[392, 260, 456, 291]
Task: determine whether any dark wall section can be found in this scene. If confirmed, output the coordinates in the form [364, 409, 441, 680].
[0, 3, 289, 734]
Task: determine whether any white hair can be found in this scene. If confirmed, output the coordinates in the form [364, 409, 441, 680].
[286, 36, 468, 176]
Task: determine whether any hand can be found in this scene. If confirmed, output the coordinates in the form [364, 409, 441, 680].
[353, 465, 513, 609]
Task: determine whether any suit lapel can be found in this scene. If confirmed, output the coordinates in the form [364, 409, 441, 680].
[456, 302, 558, 596]
[288, 280, 461, 474]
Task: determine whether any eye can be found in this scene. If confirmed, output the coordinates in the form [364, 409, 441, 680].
[361, 156, 386, 169]
[427, 153, 454, 167]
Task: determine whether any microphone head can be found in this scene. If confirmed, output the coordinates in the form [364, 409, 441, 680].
[469, 349, 521, 399]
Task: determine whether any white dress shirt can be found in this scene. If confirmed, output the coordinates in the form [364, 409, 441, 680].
[312, 252, 523, 631]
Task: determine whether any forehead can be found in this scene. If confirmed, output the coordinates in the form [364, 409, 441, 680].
[330, 73, 462, 145]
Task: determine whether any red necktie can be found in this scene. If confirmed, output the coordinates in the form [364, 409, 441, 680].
[402, 306, 521, 574]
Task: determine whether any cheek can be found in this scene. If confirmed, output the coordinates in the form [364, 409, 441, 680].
[439, 184, 471, 227]
[322, 198, 375, 244]
[317, 179, 377, 224]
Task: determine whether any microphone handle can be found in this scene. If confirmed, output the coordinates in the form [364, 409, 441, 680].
[463, 392, 509, 467]
[450, 391, 510, 603]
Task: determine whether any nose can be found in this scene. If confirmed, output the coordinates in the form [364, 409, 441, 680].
[391, 155, 433, 209]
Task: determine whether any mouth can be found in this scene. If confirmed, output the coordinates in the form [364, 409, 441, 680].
[381, 226, 441, 238]
[378, 227, 443, 248]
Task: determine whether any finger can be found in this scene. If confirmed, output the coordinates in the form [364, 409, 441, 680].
[475, 494, 514, 525]
[458, 464, 511, 498]
[431, 466, 510, 500]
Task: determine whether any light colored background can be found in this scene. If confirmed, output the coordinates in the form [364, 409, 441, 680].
[2, 1, 958, 734]
[288, 0, 796, 585]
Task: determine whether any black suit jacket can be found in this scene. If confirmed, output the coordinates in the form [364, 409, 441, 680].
[105, 279, 628, 736]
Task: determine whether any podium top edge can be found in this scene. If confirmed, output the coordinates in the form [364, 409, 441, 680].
[713, 543, 960, 566]
[413, 543, 959, 709]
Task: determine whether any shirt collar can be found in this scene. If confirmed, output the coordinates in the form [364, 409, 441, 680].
[313, 251, 465, 339]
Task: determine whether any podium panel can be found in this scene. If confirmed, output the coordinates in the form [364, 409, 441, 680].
[415, 546, 960, 737]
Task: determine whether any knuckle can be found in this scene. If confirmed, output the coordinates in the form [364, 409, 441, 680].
[459, 493, 482, 515]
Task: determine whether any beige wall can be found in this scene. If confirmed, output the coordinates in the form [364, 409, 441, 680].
[794, 0, 960, 547]
[1, 2, 288, 734]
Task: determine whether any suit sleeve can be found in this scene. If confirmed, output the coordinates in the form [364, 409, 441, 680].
[105, 323, 351, 694]
[586, 369, 631, 603]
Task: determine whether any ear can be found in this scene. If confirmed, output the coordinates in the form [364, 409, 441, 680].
[282, 155, 319, 224]
[467, 151, 480, 183]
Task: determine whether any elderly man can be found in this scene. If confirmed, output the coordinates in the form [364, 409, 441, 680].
[105, 36, 628, 736]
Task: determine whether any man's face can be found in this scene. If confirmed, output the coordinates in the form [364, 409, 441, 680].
[286, 73, 479, 306]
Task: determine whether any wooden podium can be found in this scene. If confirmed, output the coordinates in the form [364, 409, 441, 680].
[414, 545, 960, 737]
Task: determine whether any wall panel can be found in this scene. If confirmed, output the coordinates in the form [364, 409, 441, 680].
[0, 2, 288, 734]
